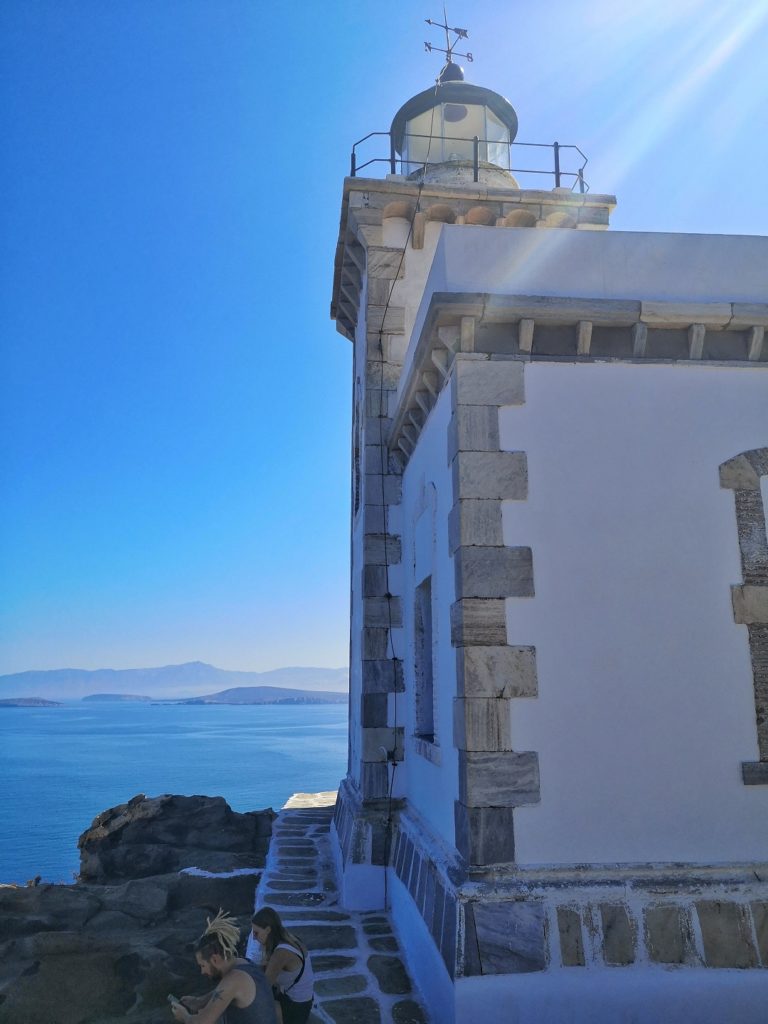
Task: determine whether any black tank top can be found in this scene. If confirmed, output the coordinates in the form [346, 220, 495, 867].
[223, 961, 277, 1024]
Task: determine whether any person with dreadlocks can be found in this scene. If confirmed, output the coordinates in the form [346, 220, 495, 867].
[249, 906, 315, 1024]
[171, 909, 277, 1023]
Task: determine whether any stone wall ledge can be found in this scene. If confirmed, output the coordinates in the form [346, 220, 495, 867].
[388, 295, 768, 467]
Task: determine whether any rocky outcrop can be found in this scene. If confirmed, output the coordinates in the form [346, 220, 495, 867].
[78, 793, 273, 882]
[0, 794, 274, 1024]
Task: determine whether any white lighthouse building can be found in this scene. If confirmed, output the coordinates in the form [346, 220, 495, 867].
[329, 48, 768, 1024]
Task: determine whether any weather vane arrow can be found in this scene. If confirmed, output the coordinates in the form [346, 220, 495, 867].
[424, 9, 473, 64]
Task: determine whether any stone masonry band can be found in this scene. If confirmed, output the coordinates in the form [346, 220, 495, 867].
[355, 245, 407, 802]
[449, 356, 540, 869]
[720, 447, 768, 785]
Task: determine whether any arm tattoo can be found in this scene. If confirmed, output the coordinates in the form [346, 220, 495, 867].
[211, 988, 224, 1003]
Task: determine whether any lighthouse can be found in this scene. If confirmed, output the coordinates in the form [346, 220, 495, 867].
[330, 23, 768, 1024]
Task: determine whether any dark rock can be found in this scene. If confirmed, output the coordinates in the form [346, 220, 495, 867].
[312, 954, 357, 972]
[696, 900, 757, 968]
[293, 925, 358, 950]
[467, 900, 547, 975]
[321, 995, 382, 1024]
[557, 906, 585, 967]
[393, 999, 428, 1024]
[363, 921, 392, 935]
[0, 883, 100, 941]
[600, 903, 636, 966]
[368, 936, 399, 952]
[280, 910, 350, 921]
[752, 901, 768, 965]
[0, 950, 138, 1024]
[314, 974, 368, 996]
[0, 794, 271, 1024]
[367, 954, 412, 994]
[167, 871, 260, 913]
[266, 880, 313, 891]
[284, 813, 333, 824]
[644, 904, 694, 965]
[266, 891, 327, 907]
[78, 794, 274, 883]
[269, 872, 317, 882]
[274, 864, 317, 877]
[82, 909, 138, 932]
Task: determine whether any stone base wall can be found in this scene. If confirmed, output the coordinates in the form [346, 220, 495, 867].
[460, 875, 768, 976]
[389, 810, 768, 980]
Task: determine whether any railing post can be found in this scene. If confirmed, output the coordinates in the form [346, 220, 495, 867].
[554, 141, 561, 188]
[578, 167, 585, 194]
[389, 134, 397, 175]
[350, 149, 356, 177]
[473, 136, 479, 183]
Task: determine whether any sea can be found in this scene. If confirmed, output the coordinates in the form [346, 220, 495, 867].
[0, 701, 348, 885]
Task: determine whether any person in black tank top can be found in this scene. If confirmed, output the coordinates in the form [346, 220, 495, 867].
[171, 909, 277, 1024]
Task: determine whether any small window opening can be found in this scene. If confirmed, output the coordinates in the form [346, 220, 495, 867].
[415, 575, 435, 742]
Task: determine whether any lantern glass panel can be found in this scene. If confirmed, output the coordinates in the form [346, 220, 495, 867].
[401, 103, 510, 172]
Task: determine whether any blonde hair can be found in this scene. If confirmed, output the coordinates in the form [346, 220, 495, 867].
[195, 908, 240, 961]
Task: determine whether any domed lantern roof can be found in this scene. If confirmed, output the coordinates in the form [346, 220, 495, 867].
[390, 62, 518, 177]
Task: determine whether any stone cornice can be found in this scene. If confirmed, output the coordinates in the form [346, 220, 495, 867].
[388, 293, 768, 464]
[340, 173, 618, 211]
[330, 175, 618, 341]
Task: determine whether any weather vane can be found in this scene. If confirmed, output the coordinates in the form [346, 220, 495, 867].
[424, 8, 473, 65]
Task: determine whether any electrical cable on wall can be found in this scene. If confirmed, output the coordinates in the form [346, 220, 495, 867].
[370, 79, 440, 909]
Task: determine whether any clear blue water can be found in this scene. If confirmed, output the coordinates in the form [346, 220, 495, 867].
[0, 701, 348, 884]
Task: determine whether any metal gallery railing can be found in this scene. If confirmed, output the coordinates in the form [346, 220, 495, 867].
[350, 131, 589, 193]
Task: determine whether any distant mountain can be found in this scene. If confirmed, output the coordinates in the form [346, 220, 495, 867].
[176, 686, 348, 705]
[82, 694, 153, 702]
[0, 698, 62, 708]
[0, 662, 349, 701]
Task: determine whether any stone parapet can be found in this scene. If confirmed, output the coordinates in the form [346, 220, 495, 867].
[388, 816, 768, 981]
[459, 873, 768, 977]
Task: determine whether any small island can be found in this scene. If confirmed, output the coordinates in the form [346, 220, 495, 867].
[0, 697, 62, 707]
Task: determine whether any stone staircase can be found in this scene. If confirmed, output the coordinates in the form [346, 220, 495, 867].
[251, 793, 429, 1024]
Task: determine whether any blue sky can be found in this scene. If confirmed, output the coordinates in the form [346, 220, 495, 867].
[2, 0, 767, 674]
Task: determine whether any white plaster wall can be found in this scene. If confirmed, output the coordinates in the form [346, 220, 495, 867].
[399, 382, 459, 846]
[499, 361, 768, 865]
[433, 225, 768, 302]
[455, 969, 768, 1024]
[406, 226, 768, 376]
[382, 219, 451, 367]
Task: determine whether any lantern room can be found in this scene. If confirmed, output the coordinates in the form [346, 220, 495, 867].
[390, 62, 518, 177]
